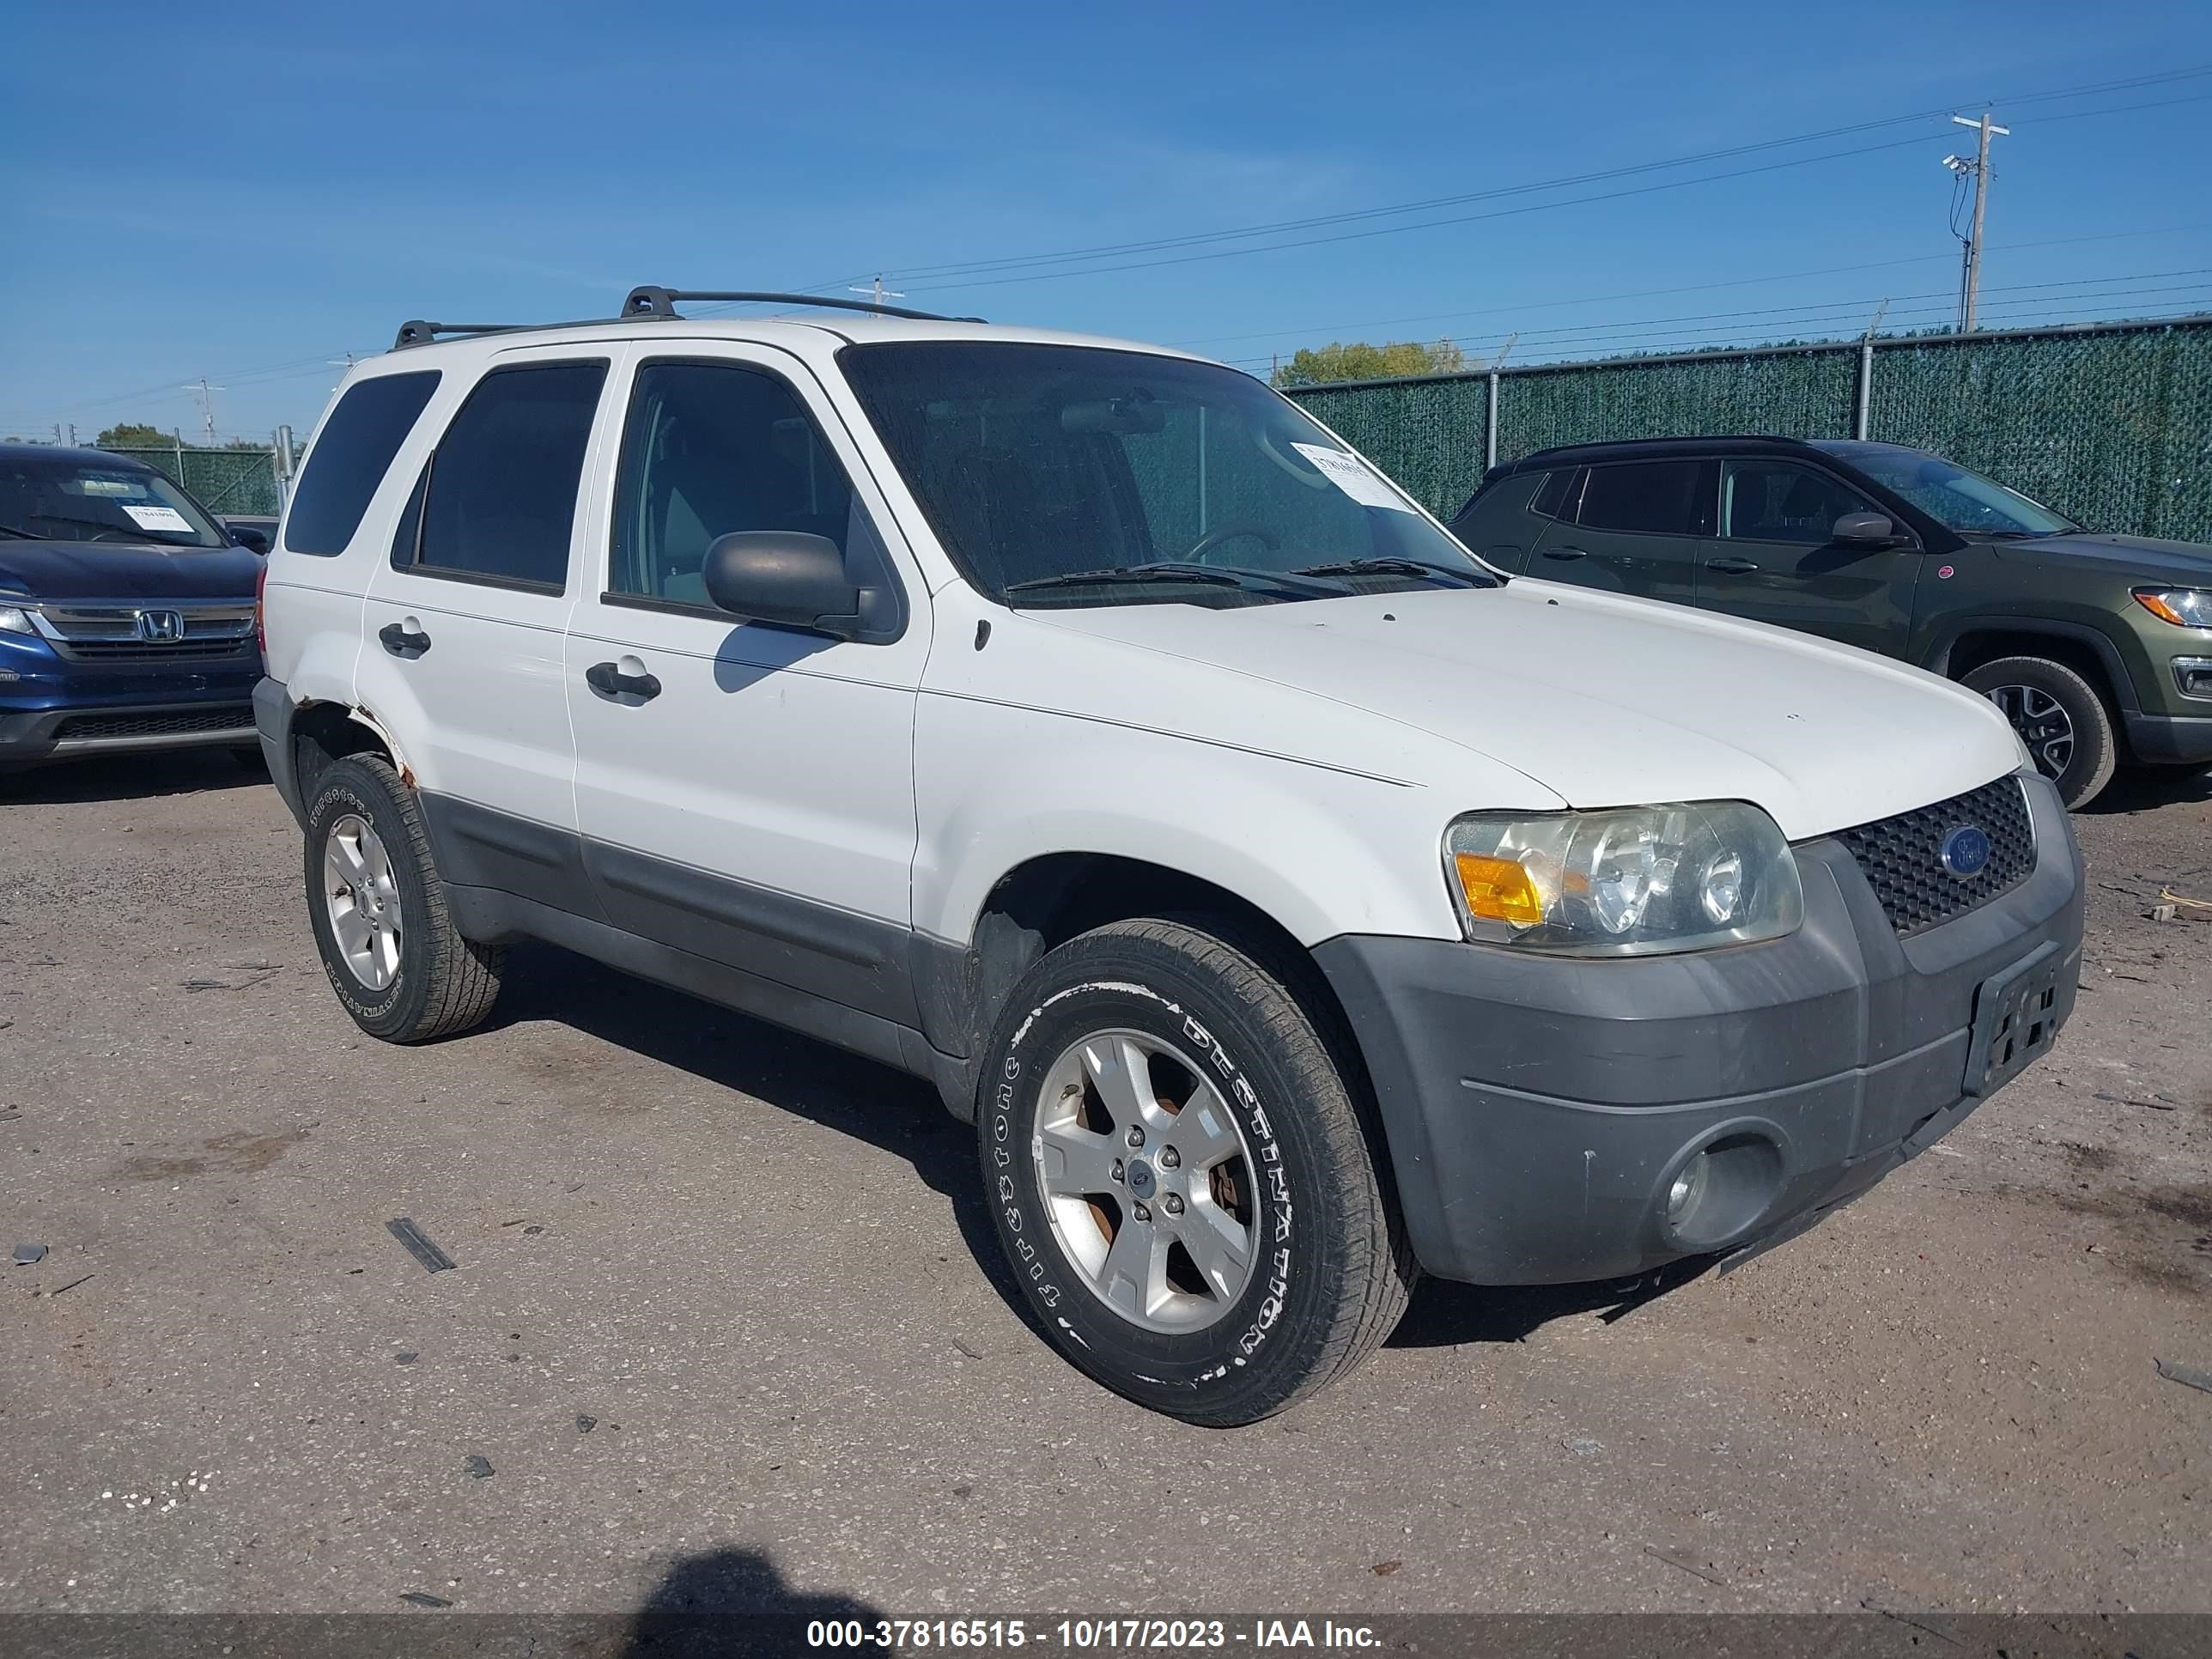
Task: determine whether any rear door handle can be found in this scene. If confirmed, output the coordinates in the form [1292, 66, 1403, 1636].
[1705, 556, 1760, 574]
[379, 620, 431, 658]
[1540, 545, 1589, 562]
[586, 659, 662, 703]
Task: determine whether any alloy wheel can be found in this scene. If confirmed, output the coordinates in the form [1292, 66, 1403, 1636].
[1030, 1028, 1260, 1334]
[322, 812, 403, 990]
[1984, 684, 2075, 780]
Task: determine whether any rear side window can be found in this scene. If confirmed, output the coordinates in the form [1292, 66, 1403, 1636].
[398, 361, 608, 590]
[284, 371, 441, 555]
[1529, 468, 1577, 519]
[1576, 460, 1711, 535]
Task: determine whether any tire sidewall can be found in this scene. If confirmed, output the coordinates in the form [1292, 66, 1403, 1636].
[303, 759, 434, 1039]
[980, 933, 1341, 1418]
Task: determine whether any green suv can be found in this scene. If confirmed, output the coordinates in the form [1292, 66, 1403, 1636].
[1448, 435, 2212, 807]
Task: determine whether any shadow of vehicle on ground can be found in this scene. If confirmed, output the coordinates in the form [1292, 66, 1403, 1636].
[2078, 763, 2212, 816]
[491, 943, 1723, 1374]
[0, 745, 264, 805]
[620, 1546, 886, 1657]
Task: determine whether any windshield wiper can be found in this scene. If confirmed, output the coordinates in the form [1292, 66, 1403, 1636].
[1005, 561, 1352, 598]
[1289, 556, 1497, 587]
[0, 523, 40, 539]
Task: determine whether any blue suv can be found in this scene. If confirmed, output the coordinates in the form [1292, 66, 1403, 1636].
[0, 444, 266, 770]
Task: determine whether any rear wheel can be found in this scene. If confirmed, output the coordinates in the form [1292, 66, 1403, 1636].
[1960, 655, 2116, 809]
[978, 919, 1412, 1425]
[303, 754, 503, 1042]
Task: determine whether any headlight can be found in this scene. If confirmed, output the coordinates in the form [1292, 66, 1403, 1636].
[1444, 802, 1803, 956]
[2135, 588, 2212, 629]
[0, 605, 35, 636]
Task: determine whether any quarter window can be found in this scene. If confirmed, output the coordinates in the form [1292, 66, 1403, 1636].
[1529, 468, 1577, 519]
[1576, 460, 1710, 535]
[401, 362, 607, 589]
[1723, 461, 1875, 544]
[285, 371, 441, 556]
[609, 360, 887, 607]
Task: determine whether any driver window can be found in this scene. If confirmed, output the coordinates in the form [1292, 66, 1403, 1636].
[610, 360, 891, 605]
[1723, 461, 1875, 544]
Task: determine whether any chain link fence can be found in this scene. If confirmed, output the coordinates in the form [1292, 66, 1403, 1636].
[1285, 315, 2212, 542]
[101, 444, 284, 515]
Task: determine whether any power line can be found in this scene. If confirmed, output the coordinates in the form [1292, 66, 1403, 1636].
[1184, 230, 2212, 355]
[819, 65, 2212, 293]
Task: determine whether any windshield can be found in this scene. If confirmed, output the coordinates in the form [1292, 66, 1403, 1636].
[1819, 444, 2077, 538]
[0, 453, 229, 548]
[839, 342, 1492, 605]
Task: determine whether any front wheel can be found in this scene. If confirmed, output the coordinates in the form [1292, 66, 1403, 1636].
[1960, 655, 2116, 809]
[978, 919, 1412, 1425]
[303, 754, 504, 1042]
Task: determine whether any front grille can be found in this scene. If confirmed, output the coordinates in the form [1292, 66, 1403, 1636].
[33, 605, 257, 663]
[1836, 775, 2036, 936]
[50, 637, 254, 662]
[53, 708, 252, 742]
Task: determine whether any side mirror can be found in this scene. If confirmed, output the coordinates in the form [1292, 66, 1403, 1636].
[702, 532, 861, 638]
[229, 525, 270, 554]
[1832, 511, 1897, 547]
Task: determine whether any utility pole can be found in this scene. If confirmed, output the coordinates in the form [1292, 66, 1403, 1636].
[183, 379, 225, 447]
[1943, 111, 2008, 331]
[849, 275, 905, 308]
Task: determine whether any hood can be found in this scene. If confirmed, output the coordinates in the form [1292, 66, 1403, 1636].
[0, 537, 262, 602]
[1986, 531, 2212, 584]
[1032, 581, 2023, 841]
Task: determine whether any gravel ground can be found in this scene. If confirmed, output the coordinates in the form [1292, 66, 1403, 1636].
[0, 752, 2207, 1621]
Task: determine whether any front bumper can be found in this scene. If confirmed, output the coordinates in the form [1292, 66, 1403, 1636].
[2124, 710, 2212, 766]
[0, 698, 258, 764]
[1316, 774, 2083, 1285]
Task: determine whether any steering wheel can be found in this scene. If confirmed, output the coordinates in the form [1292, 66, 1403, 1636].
[1186, 521, 1279, 564]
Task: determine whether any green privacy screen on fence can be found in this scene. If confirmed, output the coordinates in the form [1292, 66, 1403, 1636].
[102, 445, 283, 516]
[1284, 315, 2212, 543]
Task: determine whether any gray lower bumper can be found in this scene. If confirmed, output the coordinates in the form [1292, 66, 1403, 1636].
[0, 702, 256, 765]
[253, 676, 307, 824]
[2124, 710, 2212, 766]
[1316, 775, 2084, 1285]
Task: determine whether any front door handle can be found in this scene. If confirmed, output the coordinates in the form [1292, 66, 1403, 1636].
[1705, 556, 1761, 574]
[586, 659, 662, 702]
[379, 620, 431, 658]
[1540, 545, 1589, 562]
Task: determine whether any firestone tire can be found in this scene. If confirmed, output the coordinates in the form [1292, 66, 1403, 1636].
[303, 754, 504, 1043]
[977, 918, 1413, 1425]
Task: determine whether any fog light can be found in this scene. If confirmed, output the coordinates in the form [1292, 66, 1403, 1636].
[1666, 1154, 1711, 1226]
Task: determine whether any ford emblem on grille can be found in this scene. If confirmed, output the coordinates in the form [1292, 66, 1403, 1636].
[1939, 823, 1992, 879]
[135, 609, 185, 642]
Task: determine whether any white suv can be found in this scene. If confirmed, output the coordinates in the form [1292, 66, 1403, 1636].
[256, 287, 2083, 1424]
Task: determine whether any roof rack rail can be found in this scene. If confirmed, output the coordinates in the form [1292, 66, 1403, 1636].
[622, 286, 980, 325]
[391, 320, 538, 349]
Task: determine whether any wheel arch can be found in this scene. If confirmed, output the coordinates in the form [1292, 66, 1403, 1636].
[1922, 618, 2136, 714]
[919, 851, 1382, 1155]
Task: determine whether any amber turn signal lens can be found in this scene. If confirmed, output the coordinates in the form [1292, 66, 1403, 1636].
[1454, 852, 1546, 928]
[2135, 591, 2191, 626]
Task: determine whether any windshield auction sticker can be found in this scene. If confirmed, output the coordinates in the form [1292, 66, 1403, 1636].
[1290, 443, 1413, 512]
[120, 504, 193, 533]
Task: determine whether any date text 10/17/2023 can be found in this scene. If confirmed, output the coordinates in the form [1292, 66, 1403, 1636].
[806, 1619, 1383, 1649]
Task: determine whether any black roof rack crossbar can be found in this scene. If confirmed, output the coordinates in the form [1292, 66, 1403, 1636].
[622, 286, 979, 324]
[391, 288, 985, 351]
[392, 320, 538, 349]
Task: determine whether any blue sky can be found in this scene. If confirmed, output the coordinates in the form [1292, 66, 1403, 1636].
[6, 0, 2212, 442]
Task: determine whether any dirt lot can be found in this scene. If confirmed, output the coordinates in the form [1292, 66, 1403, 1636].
[1, 752, 2208, 1621]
